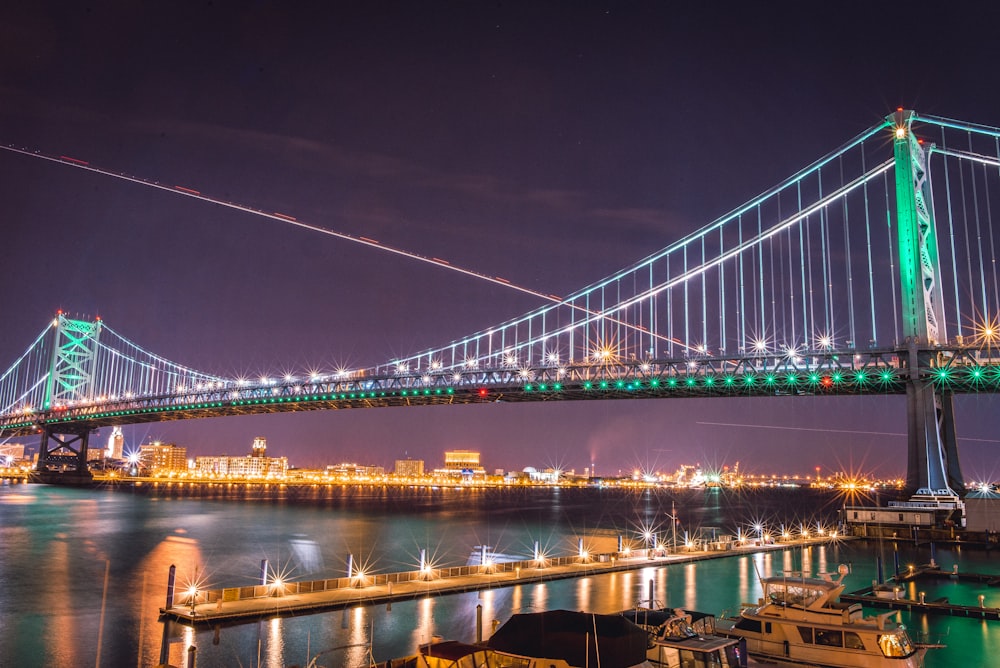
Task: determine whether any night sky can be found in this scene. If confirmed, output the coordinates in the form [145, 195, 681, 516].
[3, 2, 999, 480]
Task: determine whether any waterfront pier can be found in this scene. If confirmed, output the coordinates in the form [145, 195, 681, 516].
[160, 537, 849, 626]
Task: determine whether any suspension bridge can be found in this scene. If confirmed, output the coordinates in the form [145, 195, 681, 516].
[2, 110, 999, 496]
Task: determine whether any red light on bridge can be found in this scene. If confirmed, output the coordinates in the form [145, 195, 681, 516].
[820, 376, 833, 388]
[478, 388, 488, 397]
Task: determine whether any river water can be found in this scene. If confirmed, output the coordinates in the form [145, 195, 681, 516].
[0, 481, 997, 667]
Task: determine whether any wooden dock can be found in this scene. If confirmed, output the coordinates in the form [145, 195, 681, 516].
[841, 565, 1000, 621]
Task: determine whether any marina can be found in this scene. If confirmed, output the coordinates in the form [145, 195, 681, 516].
[4, 483, 998, 667]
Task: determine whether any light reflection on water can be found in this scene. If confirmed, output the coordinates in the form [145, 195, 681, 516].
[0, 483, 996, 667]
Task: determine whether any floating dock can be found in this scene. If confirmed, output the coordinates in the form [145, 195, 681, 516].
[160, 537, 845, 626]
[841, 565, 1000, 620]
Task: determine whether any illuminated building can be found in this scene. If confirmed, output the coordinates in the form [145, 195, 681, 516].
[193, 454, 288, 478]
[439, 449, 485, 476]
[192, 437, 287, 478]
[106, 426, 124, 460]
[326, 463, 385, 477]
[394, 458, 425, 477]
[139, 442, 188, 472]
[0, 443, 25, 462]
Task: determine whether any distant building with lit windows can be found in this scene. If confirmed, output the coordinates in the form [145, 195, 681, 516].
[192, 437, 287, 478]
[394, 458, 425, 477]
[106, 426, 124, 460]
[139, 442, 188, 472]
[0, 443, 25, 463]
[326, 463, 385, 477]
[194, 454, 288, 478]
[436, 449, 485, 477]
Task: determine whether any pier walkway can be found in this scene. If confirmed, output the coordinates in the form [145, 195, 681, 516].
[160, 537, 848, 627]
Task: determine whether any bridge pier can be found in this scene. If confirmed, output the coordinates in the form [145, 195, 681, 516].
[893, 110, 964, 514]
[904, 378, 964, 496]
[31, 424, 94, 485]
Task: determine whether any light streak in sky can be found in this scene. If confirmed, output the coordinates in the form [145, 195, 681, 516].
[698, 421, 1000, 443]
[1, 144, 685, 350]
[697, 421, 904, 437]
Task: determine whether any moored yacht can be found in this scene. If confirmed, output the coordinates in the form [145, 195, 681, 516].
[622, 607, 749, 668]
[715, 564, 939, 668]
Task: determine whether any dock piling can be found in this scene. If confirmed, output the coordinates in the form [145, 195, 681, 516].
[166, 564, 176, 609]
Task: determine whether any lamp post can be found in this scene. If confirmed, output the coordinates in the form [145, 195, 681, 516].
[664, 499, 679, 552]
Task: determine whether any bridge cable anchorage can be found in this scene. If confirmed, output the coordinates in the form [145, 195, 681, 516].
[0, 145, 683, 358]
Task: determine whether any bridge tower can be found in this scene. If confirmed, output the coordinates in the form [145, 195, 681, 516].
[891, 110, 965, 500]
[33, 314, 103, 483]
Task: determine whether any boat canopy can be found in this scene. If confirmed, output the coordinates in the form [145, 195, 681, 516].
[487, 610, 648, 668]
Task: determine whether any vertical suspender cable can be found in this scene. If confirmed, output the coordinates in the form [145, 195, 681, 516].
[768, 210, 777, 346]
[797, 183, 806, 346]
[968, 132, 989, 320]
[719, 226, 726, 354]
[683, 245, 690, 353]
[701, 236, 707, 349]
[666, 254, 673, 358]
[738, 214, 746, 352]
[649, 263, 656, 358]
[883, 171, 899, 346]
[957, 142, 975, 336]
[841, 154, 856, 348]
[758, 204, 766, 345]
[862, 144, 876, 347]
[818, 170, 830, 343]
[786, 220, 795, 350]
[989, 136, 1000, 315]
[932, 133, 960, 339]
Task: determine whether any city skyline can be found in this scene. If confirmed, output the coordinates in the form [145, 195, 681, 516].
[3, 4, 1000, 480]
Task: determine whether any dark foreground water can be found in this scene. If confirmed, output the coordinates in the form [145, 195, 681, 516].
[0, 481, 997, 667]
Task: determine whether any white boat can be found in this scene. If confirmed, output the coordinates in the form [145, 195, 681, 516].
[715, 564, 939, 668]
